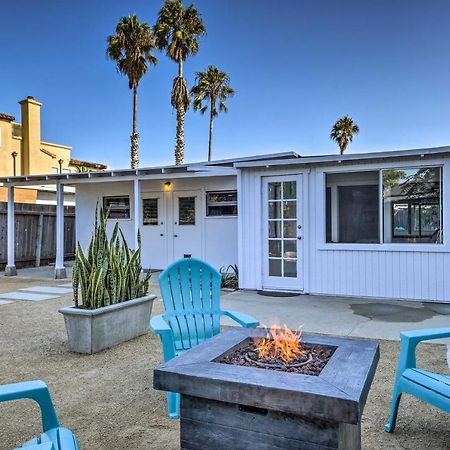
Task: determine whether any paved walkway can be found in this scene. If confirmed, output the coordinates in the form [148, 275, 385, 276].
[221, 290, 450, 342]
[1, 264, 449, 343]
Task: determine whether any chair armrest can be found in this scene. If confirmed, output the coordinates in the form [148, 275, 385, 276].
[150, 314, 177, 362]
[396, 328, 450, 373]
[223, 310, 259, 328]
[150, 314, 172, 335]
[401, 328, 450, 343]
[0, 380, 60, 432]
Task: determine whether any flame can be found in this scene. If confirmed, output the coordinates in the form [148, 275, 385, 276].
[254, 324, 304, 363]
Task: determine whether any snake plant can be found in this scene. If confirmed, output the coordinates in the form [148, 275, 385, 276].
[72, 206, 151, 309]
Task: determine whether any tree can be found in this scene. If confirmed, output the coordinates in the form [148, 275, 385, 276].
[107, 15, 157, 169]
[330, 116, 359, 155]
[191, 66, 234, 161]
[154, 0, 206, 165]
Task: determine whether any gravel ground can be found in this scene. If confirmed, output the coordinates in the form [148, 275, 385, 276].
[0, 277, 449, 449]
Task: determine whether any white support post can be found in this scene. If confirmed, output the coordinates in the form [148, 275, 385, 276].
[55, 181, 67, 279]
[134, 178, 141, 250]
[5, 185, 17, 276]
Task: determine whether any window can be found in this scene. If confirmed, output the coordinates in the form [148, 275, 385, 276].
[382, 167, 442, 243]
[206, 191, 237, 216]
[326, 172, 379, 243]
[103, 196, 130, 219]
[178, 197, 196, 225]
[143, 198, 158, 225]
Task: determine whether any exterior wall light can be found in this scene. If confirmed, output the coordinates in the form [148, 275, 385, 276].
[164, 181, 172, 190]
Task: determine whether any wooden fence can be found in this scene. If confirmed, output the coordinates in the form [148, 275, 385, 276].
[0, 202, 75, 270]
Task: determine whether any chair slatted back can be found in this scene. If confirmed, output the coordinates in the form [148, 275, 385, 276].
[159, 258, 222, 351]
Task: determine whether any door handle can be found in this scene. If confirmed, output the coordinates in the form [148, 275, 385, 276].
[297, 225, 302, 229]
[160, 233, 164, 237]
[297, 236, 302, 240]
[174, 234, 178, 238]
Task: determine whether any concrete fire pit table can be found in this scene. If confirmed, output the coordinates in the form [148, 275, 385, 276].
[154, 328, 379, 450]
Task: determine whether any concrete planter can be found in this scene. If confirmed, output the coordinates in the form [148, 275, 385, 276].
[59, 294, 155, 354]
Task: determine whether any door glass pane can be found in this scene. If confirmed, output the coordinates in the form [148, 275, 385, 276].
[283, 221, 296, 238]
[269, 240, 281, 257]
[283, 240, 297, 258]
[143, 198, 158, 225]
[269, 202, 282, 219]
[283, 201, 296, 219]
[269, 259, 282, 276]
[283, 181, 296, 199]
[268, 182, 282, 200]
[267, 178, 299, 280]
[179, 197, 195, 225]
[284, 260, 297, 278]
[269, 221, 282, 238]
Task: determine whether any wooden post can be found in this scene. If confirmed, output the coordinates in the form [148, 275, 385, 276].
[35, 213, 44, 267]
[55, 181, 66, 279]
[5, 184, 17, 276]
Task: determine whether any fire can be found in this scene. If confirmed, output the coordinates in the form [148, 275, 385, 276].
[254, 324, 304, 363]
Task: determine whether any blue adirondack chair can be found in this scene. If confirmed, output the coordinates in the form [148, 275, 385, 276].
[0, 380, 78, 449]
[385, 327, 450, 433]
[150, 258, 259, 419]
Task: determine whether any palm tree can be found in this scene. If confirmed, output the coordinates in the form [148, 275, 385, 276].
[330, 116, 360, 155]
[191, 66, 234, 161]
[107, 15, 157, 169]
[154, 0, 206, 165]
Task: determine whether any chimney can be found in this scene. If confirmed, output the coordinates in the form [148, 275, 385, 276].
[19, 96, 42, 175]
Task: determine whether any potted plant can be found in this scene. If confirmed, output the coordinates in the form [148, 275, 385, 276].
[59, 207, 155, 354]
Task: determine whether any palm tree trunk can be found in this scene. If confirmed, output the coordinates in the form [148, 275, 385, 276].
[130, 86, 139, 169]
[175, 61, 185, 165]
[208, 100, 214, 162]
[175, 104, 185, 165]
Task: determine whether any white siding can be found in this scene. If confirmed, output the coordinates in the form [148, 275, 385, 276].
[238, 157, 450, 302]
[75, 176, 237, 272]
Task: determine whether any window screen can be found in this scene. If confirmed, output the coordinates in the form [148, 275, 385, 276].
[178, 197, 196, 225]
[143, 198, 158, 225]
[103, 196, 130, 219]
[206, 191, 237, 216]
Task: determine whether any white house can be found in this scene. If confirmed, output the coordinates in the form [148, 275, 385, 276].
[2, 146, 449, 303]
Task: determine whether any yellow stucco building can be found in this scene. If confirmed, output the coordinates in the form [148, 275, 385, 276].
[0, 96, 106, 202]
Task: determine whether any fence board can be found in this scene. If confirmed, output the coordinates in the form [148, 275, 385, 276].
[0, 202, 75, 269]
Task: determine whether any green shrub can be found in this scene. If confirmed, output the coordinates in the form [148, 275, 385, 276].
[72, 206, 151, 309]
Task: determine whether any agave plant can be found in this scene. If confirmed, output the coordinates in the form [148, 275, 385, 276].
[220, 264, 239, 290]
[72, 206, 151, 309]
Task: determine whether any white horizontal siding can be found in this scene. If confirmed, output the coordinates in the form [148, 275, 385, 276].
[309, 249, 450, 302]
[239, 157, 450, 302]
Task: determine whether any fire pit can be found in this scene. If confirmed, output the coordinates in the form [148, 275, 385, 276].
[154, 327, 379, 450]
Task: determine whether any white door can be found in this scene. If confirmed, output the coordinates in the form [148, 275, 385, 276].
[172, 191, 202, 261]
[262, 175, 304, 291]
[141, 192, 167, 270]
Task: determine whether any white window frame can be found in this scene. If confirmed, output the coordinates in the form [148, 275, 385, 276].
[205, 190, 238, 217]
[318, 158, 447, 253]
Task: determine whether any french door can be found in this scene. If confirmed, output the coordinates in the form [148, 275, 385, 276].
[262, 175, 304, 291]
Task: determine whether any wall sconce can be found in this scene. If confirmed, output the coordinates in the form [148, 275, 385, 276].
[58, 159, 64, 174]
[164, 181, 172, 191]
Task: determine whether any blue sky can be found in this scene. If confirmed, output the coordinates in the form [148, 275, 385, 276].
[3, 1, 450, 168]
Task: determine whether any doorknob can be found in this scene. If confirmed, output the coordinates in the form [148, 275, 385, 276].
[174, 234, 178, 238]
[160, 233, 164, 237]
[297, 225, 302, 229]
[297, 236, 302, 240]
